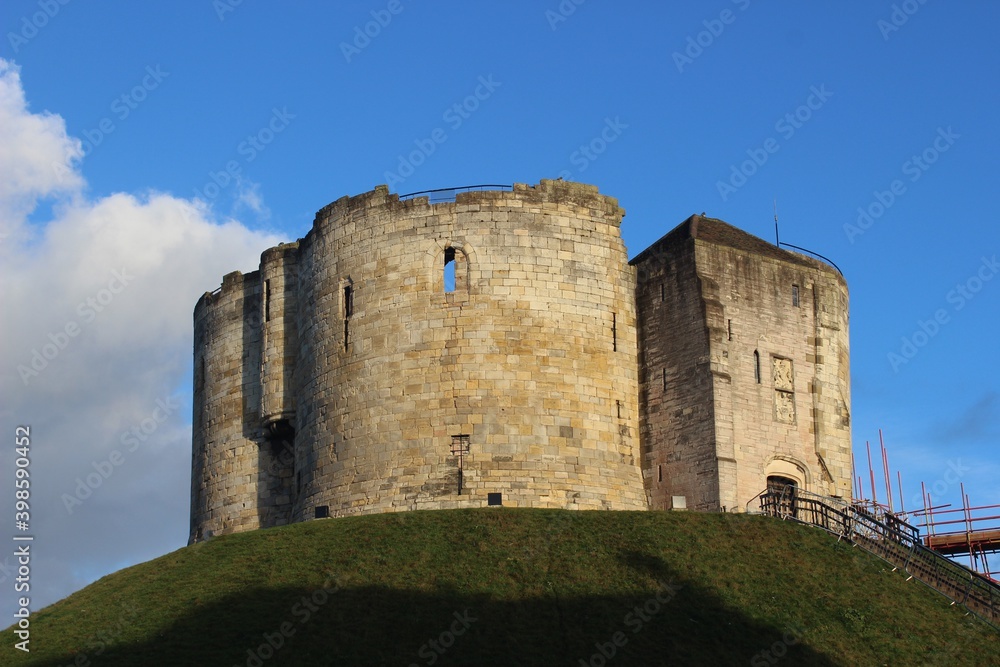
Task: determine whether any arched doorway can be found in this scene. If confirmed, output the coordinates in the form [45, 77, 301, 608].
[767, 475, 798, 517]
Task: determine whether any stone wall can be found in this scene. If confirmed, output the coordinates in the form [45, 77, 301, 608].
[190, 186, 852, 542]
[260, 243, 299, 428]
[190, 180, 651, 542]
[697, 231, 851, 509]
[292, 180, 647, 521]
[634, 215, 851, 513]
[633, 229, 718, 511]
[190, 271, 265, 540]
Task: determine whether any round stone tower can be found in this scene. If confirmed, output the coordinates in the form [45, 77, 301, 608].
[291, 180, 646, 520]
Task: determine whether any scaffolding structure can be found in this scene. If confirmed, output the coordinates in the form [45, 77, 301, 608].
[912, 483, 1000, 583]
[852, 430, 1000, 584]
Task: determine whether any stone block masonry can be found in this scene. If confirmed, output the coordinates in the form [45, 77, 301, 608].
[189, 180, 851, 542]
[631, 216, 851, 512]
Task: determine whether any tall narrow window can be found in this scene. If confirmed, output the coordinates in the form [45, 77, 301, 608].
[197, 358, 207, 430]
[754, 350, 761, 384]
[616, 400, 622, 419]
[662, 368, 667, 392]
[792, 284, 800, 308]
[444, 247, 456, 293]
[660, 283, 665, 302]
[612, 312, 617, 351]
[264, 280, 271, 322]
[727, 319, 732, 341]
[343, 284, 353, 352]
[658, 465, 663, 483]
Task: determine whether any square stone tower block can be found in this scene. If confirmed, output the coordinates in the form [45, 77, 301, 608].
[632, 215, 851, 512]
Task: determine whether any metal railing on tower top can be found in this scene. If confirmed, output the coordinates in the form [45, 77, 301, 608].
[398, 184, 513, 203]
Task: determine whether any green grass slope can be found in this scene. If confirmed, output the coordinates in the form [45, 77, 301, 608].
[2, 509, 997, 666]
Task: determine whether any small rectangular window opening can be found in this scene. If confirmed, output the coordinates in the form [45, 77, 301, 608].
[792, 284, 800, 308]
[612, 312, 617, 351]
[658, 465, 663, 483]
[344, 318, 350, 351]
[727, 319, 732, 341]
[662, 368, 667, 392]
[660, 283, 665, 302]
[444, 247, 456, 293]
[487, 492, 503, 506]
[616, 400, 622, 419]
[754, 350, 761, 384]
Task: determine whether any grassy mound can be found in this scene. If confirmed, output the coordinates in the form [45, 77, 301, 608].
[2, 509, 996, 665]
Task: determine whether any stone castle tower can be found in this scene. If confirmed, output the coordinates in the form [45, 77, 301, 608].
[189, 180, 851, 542]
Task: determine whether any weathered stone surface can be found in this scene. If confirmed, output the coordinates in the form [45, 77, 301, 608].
[188, 183, 851, 543]
[632, 215, 851, 513]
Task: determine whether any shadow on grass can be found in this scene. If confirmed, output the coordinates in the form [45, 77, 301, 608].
[24, 553, 839, 667]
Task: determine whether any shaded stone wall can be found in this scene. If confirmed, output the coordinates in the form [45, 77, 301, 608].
[190, 271, 265, 540]
[633, 233, 718, 511]
[260, 243, 299, 428]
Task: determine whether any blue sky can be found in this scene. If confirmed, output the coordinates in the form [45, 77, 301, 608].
[1, 1, 998, 617]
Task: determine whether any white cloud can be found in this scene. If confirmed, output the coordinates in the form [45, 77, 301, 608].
[0, 59, 83, 242]
[0, 59, 280, 618]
